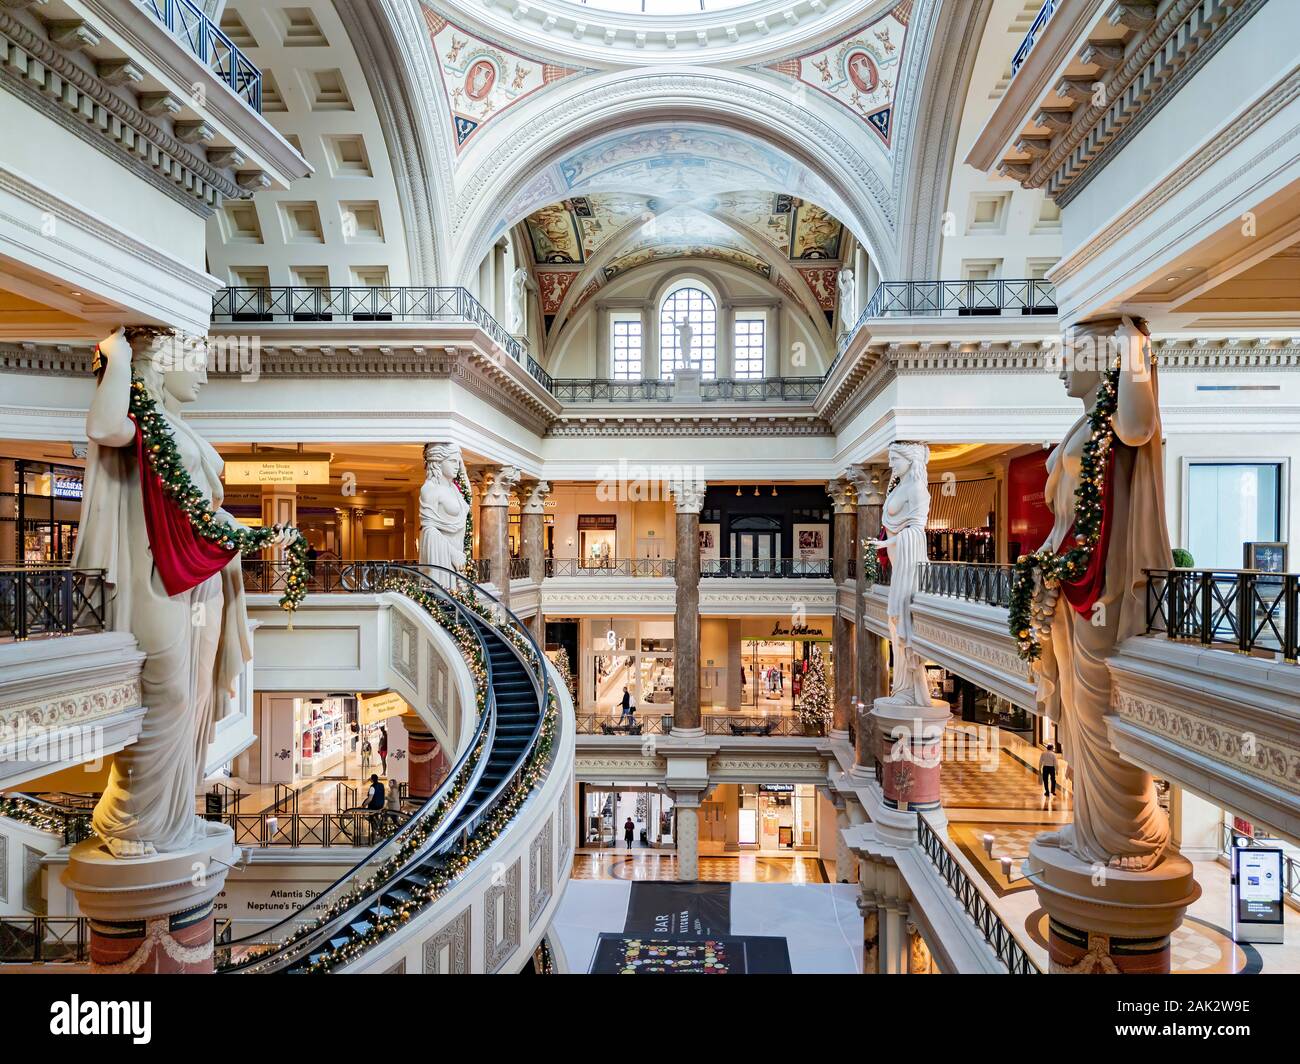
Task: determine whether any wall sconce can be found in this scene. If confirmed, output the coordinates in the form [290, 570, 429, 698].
[752, 485, 760, 496]
[771, 485, 778, 496]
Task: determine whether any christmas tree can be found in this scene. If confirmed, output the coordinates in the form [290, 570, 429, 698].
[552, 645, 575, 699]
[797, 646, 832, 733]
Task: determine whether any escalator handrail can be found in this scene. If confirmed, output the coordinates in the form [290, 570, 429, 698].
[219, 569, 500, 972]
[222, 563, 553, 973]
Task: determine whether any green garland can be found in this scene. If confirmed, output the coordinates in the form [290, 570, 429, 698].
[129, 377, 308, 613]
[452, 467, 473, 574]
[1008, 362, 1120, 662]
[861, 540, 881, 584]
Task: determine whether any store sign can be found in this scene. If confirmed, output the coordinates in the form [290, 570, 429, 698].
[758, 784, 795, 793]
[739, 618, 830, 642]
[223, 453, 332, 485]
[53, 476, 83, 500]
[359, 691, 407, 725]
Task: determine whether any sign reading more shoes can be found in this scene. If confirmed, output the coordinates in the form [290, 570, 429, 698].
[223, 453, 332, 485]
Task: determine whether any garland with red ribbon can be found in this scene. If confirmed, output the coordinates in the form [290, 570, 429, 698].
[1008, 361, 1120, 662]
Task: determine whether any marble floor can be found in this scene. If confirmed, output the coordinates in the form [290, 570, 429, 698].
[572, 851, 831, 883]
[551, 880, 862, 974]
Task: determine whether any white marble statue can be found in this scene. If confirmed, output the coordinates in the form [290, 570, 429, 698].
[509, 267, 529, 335]
[867, 441, 932, 706]
[837, 266, 856, 330]
[419, 442, 471, 575]
[77, 328, 284, 858]
[676, 317, 695, 368]
[1033, 317, 1170, 871]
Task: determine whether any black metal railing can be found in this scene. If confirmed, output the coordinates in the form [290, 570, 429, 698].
[701, 558, 832, 579]
[836, 279, 1058, 356]
[210, 286, 553, 389]
[918, 816, 1040, 974]
[1220, 824, 1300, 905]
[142, 0, 262, 112]
[550, 376, 822, 403]
[0, 917, 90, 964]
[0, 567, 107, 641]
[507, 557, 531, 581]
[704, 714, 821, 737]
[225, 810, 408, 848]
[1011, 0, 1058, 77]
[574, 713, 674, 736]
[242, 558, 519, 594]
[545, 558, 675, 578]
[918, 562, 1015, 608]
[1146, 568, 1298, 662]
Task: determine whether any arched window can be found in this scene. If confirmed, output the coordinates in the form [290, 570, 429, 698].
[659, 285, 717, 379]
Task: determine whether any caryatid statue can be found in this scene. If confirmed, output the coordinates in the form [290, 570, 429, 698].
[419, 442, 471, 576]
[836, 266, 856, 331]
[77, 328, 289, 858]
[509, 267, 529, 335]
[867, 441, 933, 707]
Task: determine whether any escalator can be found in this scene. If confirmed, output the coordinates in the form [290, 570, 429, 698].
[220, 564, 552, 974]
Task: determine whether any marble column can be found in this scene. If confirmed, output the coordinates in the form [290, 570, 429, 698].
[0, 460, 16, 563]
[62, 829, 235, 974]
[857, 860, 881, 974]
[479, 465, 520, 608]
[669, 476, 705, 735]
[675, 801, 700, 881]
[261, 483, 297, 559]
[520, 480, 550, 641]
[827, 479, 857, 739]
[849, 464, 887, 772]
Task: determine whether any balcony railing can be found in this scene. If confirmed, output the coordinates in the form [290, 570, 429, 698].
[0, 917, 90, 964]
[1146, 568, 1299, 662]
[837, 279, 1058, 356]
[550, 376, 823, 403]
[141, 0, 262, 112]
[702, 558, 832, 579]
[546, 558, 675, 578]
[918, 815, 1041, 974]
[918, 562, 1015, 608]
[210, 286, 553, 390]
[241, 558, 508, 592]
[1010, 0, 1059, 78]
[508, 557, 531, 581]
[0, 567, 107, 642]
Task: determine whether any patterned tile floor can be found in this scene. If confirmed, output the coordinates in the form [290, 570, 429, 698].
[941, 746, 1073, 813]
[572, 852, 831, 884]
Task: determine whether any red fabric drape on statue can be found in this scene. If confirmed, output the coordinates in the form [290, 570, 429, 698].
[133, 417, 237, 596]
[1059, 448, 1116, 616]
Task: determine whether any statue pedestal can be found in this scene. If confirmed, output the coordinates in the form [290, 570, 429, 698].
[871, 698, 950, 815]
[1027, 838, 1201, 974]
[673, 366, 702, 402]
[62, 824, 236, 974]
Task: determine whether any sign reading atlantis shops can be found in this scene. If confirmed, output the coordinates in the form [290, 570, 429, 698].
[739, 619, 830, 641]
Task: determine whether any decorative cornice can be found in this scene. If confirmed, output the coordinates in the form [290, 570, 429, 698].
[0, 11, 245, 213]
[547, 415, 832, 438]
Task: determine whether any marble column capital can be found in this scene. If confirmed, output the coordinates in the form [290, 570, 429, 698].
[668, 476, 706, 514]
[520, 479, 551, 515]
[480, 465, 521, 507]
[825, 478, 856, 514]
[847, 464, 887, 506]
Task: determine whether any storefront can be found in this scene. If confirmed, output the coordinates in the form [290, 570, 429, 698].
[577, 514, 617, 568]
[583, 617, 675, 716]
[738, 618, 832, 713]
[579, 782, 675, 848]
[0, 457, 84, 563]
[741, 784, 818, 851]
[251, 692, 410, 786]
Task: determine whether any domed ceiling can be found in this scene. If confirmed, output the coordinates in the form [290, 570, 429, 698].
[520, 189, 848, 336]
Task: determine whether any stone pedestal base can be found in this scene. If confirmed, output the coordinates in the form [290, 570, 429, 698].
[62, 824, 236, 974]
[871, 698, 950, 813]
[1027, 839, 1201, 974]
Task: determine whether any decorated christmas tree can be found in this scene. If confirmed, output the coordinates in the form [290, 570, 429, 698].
[552, 645, 575, 699]
[797, 647, 832, 733]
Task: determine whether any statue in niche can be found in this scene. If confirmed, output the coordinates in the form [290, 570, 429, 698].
[676, 317, 695, 369]
[1033, 318, 1170, 871]
[867, 441, 932, 706]
[419, 442, 471, 576]
[509, 267, 529, 335]
[77, 328, 282, 858]
[837, 265, 856, 330]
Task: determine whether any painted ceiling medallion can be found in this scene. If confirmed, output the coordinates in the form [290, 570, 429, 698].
[422, 5, 584, 152]
[765, 0, 911, 147]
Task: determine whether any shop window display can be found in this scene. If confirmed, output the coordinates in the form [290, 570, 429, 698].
[739, 784, 817, 851]
[580, 783, 674, 849]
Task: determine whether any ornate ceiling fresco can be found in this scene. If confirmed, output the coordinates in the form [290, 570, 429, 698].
[764, 0, 912, 146]
[421, 4, 585, 152]
[521, 189, 848, 333]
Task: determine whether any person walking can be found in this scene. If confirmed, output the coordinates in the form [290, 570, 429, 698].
[1040, 744, 1059, 798]
[623, 816, 635, 847]
[618, 686, 634, 724]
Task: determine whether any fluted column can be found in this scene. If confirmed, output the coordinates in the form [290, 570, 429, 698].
[479, 465, 520, 608]
[669, 476, 705, 735]
[675, 800, 700, 881]
[827, 478, 857, 738]
[520, 480, 549, 640]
